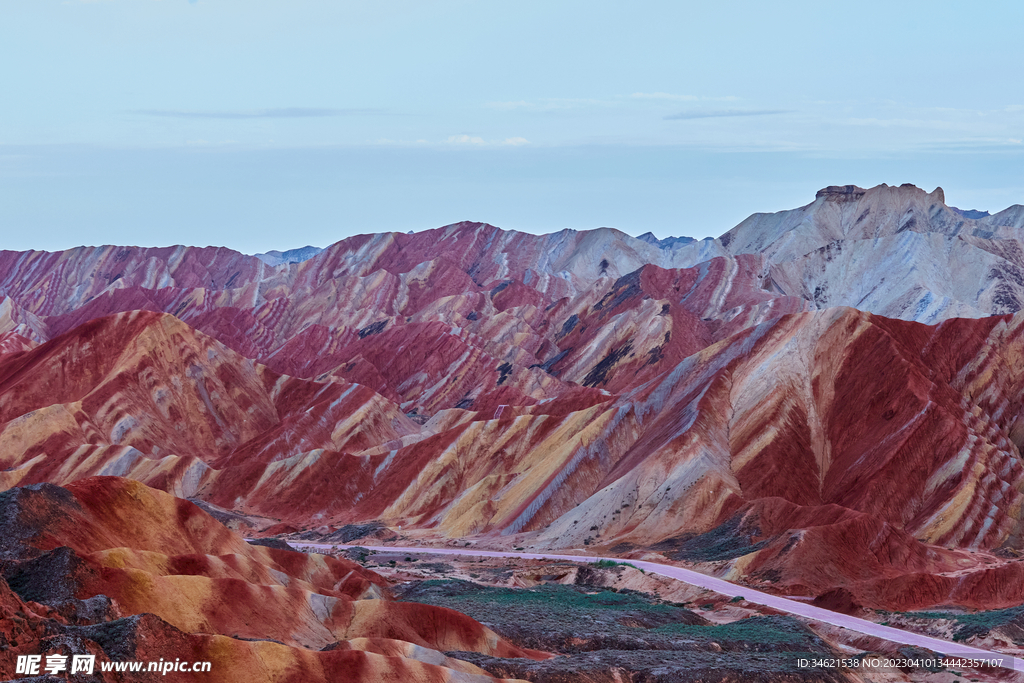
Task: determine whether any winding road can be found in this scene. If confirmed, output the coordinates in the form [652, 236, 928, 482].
[288, 542, 1024, 673]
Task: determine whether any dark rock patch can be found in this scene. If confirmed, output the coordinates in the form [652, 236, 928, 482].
[246, 538, 294, 551]
[582, 342, 633, 387]
[357, 320, 388, 339]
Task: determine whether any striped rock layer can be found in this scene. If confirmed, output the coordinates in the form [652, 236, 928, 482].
[1, 184, 1024, 611]
[0, 477, 538, 683]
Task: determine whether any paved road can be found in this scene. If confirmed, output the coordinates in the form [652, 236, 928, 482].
[288, 542, 1024, 672]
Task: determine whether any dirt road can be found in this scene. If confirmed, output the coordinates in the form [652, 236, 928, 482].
[288, 542, 1024, 672]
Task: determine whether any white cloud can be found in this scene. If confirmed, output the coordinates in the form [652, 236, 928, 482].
[630, 92, 698, 101]
[484, 98, 612, 111]
[630, 92, 739, 102]
[444, 135, 529, 147]
[447, 135, 485, 145]
[486, 101, 533, 110]
[665, 109, 789, 120]
[842, 117, 958, 130]
[135, 108, 380, 119]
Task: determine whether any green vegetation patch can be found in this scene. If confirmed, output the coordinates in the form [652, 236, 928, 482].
[652, 615, 824, 648]
[654, 514, 775, 563]
[403, 579, 677, 613]
[905, 605, 1024, 643]
[395, 579, 832, 656]
[593, 559, 642, 572]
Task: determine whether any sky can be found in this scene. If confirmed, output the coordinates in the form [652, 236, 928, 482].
[1, 0, 1023, 253]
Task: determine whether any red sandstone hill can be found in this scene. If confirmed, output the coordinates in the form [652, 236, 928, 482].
[0, 476, 540, 682]
[2, 185, 1024, 616]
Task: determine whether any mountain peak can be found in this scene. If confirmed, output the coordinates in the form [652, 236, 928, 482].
[253, 245, 323, 266]
[952, 207, 991, 219]
[636, 232, 697, 249]
[815, 184, 867, 200]
[815, 183, 945, 205]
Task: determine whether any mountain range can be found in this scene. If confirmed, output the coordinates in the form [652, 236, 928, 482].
[3, 183, 1024, 678]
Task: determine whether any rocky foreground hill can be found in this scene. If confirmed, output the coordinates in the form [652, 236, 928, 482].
[0, 477, 544, 682]
[2, 183, 1024, 679]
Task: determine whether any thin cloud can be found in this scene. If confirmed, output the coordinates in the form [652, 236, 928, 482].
[485, 98, 613, 111]
[133, 108, 382, 119]
[486, 100, 534, 110]
[842, 117, 959, 130]
[630, 92, 741, 102]
[487, 95, 743, 112]
[444, 135, 529, 146]
[664, 109, 790, 120]
[447, 135, 485, 145]
[631, 92, 699, 102]
[913, 137, 1024, 153]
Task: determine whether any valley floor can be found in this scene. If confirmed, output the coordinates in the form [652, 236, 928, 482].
[286, 540, 1024, 682]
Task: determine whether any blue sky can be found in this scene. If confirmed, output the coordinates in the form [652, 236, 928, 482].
[2, 0, 1022, 252]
